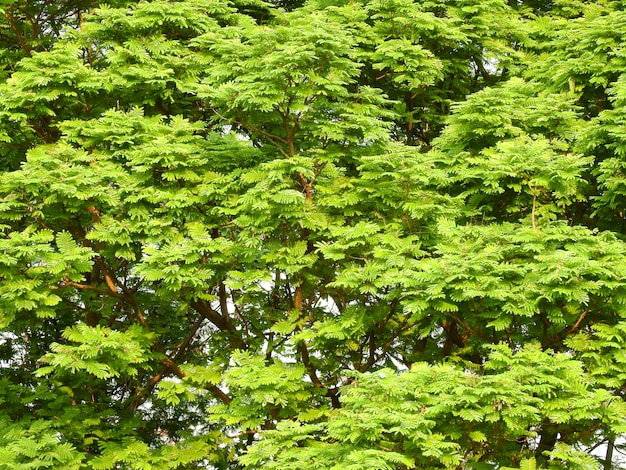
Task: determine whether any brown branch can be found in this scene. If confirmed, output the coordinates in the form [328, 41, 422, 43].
[82, 257, 153, 332]
[565, 310, 588, 336]
[297, 341, 323, 388]
[26, 5, 41, 44]
[129, 313, 234, 411]
[190, 299, 247, 350]
[358, 298, 399, 372]
[190, 299, 231, 333]
[313, 161, 327, 180]
[131, 349, 232, 411]
[173, 317, 204, 361]
[162, 357, 232, 405]
[93, 257, 121, 296]
[325, 387, 341, 409]
[296, 172, 313, 202]
[281, 109, 299, 158]
[472, 55, 496, 83]
[358, 333, 377, 372]
[294, 284, 303, 313]
[208, 385, 234, 406]
[211, 107, 290, 157]
[164, 356, 230, 402]
[551, 310, 589, 345]
[218, 281, 230, 317]
[102, 272, 118, 295]
[30, 121, 56, 143]
[131, 367, 168, 411]
[447, 312, 491, 342]
[127, 297, 152, 332]
[58, 279, 122, 299]
[442, 319, 463, 356]
[5, 6, 31, 55]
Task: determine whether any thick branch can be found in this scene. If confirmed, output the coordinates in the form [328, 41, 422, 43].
[297, 341, 323, 388]
[190, 299, 247, 350]
[173, 318, 204, 361]
[166, 356, 232, 406]
[5, 6, 31, 55]
[127, 315, 232, 410]
[130, 319, 206, 410]
[218, 282, 230, 317]
[472, 55, 497, 83]
[358, 298, 399, 372]
[358, 333, 377, 372]
[298, 337, 342, 409]
[190, 299, 232, 333]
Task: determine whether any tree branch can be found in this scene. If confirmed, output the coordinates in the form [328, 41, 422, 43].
[5, 6, 31, 55]
[550, 310, 589, 345]
[130, 353, 232, 411]
[190, 299, 231, 333]
[58, 279, 122, 298]
[190, 299, 247, 350]
[297, 340, 323, 388]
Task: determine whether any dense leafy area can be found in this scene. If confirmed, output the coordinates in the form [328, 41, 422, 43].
[1, 0, 626, 468]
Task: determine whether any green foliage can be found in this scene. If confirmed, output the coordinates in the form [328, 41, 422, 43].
[36, 323, 155, 379]
[0, 419, 84, 469]
[242, 344, 625, 469]
[0, 0, 626, 468]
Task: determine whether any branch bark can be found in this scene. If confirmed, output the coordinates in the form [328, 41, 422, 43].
[190, 299, 247, 350]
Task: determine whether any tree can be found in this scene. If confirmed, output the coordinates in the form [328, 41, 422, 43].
[0, 0, 626, 468]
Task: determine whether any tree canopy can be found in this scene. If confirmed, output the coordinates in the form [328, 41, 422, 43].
[1, 0, 626, 468]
